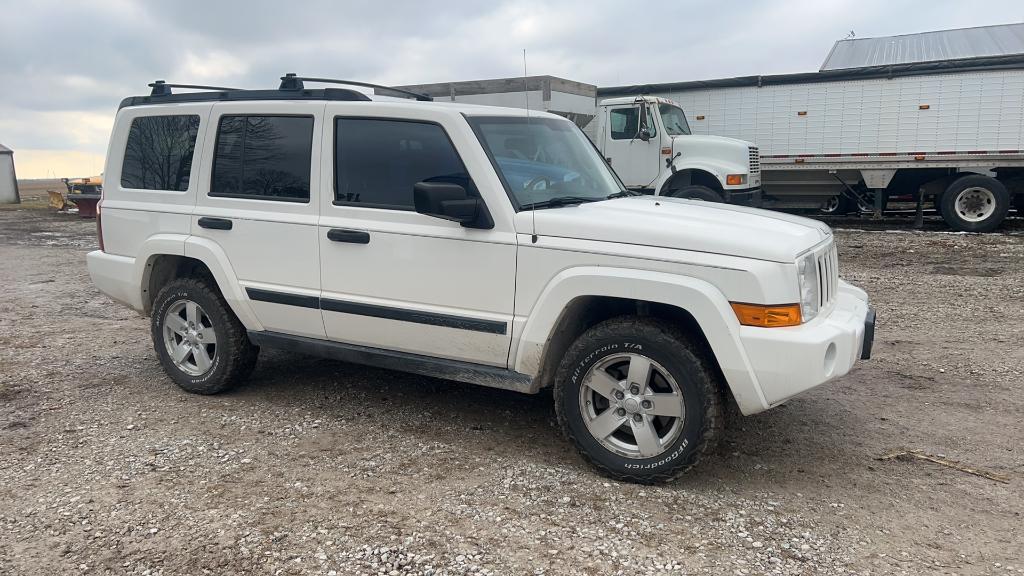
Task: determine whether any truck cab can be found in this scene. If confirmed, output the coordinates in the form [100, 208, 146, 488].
[595, 96, 761, 204]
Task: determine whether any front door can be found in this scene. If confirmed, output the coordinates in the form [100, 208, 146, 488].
[603, 104, 660, 188]
[317, 110, 516, 366]
[191, 102, 325, 339]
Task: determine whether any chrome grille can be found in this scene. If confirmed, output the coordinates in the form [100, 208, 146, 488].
[748, 146, 760, 174]
[816, 243, 839, 309]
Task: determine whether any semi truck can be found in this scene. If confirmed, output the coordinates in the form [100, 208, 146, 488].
[400, 25, 1024, 232]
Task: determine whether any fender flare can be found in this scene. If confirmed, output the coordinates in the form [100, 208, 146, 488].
[514, 266, 768, 414]
[182, 236, 264, 331]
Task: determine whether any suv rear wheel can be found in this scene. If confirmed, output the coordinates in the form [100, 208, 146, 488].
[554, 317, 723, 483]
[151, 277, 258, 394]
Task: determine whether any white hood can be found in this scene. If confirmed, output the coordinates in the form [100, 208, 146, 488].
[530, 196, 831, 263]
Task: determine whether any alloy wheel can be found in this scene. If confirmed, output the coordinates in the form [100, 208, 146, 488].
[162, 299, 217, 376]
[578, 353, 685, 459]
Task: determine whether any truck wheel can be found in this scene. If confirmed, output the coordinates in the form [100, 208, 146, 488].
[939, 175, 1010, 232]
[819, 195, 853, 215]
[151, 277, 258, 394]
[667, 185, 722, 202]
[855, 190, 888, 214]
[554, 317, 723, 483]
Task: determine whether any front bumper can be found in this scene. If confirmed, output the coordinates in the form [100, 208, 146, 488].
[738, 280, 873, 407]
[723, 187, 761, 206]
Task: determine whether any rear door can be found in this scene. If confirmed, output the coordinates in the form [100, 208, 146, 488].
[191, 101, 326, 338]
[317, 108, 516, 366]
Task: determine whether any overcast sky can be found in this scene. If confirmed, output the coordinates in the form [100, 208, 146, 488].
[1, 0, 1021, 178]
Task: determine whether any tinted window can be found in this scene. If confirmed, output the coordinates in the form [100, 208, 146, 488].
[335, 119, 469, 209]
[609, 106, 655, 140]
[121, 115, 200, 191]
[210, 115, 313, 201]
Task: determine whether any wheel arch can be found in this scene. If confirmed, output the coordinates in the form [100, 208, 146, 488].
[516, 267, 768, 414]
[139, 236, 263, 331]
[658, 168, 723, 196]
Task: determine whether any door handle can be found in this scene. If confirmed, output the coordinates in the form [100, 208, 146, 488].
[327, 228, 370, 244]
[198, 217, 232, 230]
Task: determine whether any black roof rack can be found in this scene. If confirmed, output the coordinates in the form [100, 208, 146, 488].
[148, 80, 242, 96]
[119, 73, 431, 109]
[278, 73, 433, 101]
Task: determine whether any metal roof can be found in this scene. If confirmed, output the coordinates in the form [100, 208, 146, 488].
[821, 22, 1024, 71]
[0, 143, 12, 154]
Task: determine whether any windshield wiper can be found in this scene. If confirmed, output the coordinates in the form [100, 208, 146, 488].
[606, 190, 641, 199]
[520, 196, 603, 210]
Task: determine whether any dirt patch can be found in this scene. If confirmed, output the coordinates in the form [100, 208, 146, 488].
[0, 207, 1021, 575]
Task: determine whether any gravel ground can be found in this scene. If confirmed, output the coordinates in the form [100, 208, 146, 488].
[1, 208, 1022, 575]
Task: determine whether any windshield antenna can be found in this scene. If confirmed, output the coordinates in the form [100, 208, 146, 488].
[523, 48, 538, 243]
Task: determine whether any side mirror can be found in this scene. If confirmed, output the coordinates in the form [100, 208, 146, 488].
[413, 181, 494, 229]
[637, 99, 652, 142]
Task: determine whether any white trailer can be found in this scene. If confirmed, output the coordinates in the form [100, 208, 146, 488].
[599, 24, 1024, 232]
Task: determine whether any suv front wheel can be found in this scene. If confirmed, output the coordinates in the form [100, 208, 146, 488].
[151, 277, 258, 394]
[554, 317, 723, 483]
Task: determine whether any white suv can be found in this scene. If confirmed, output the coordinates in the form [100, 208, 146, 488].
[87, 76, 875, 483]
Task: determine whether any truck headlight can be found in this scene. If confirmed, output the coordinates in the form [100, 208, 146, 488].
[797, 253, 819, 322]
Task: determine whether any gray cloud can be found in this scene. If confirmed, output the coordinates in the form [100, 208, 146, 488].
[1, 0, 1021, 165]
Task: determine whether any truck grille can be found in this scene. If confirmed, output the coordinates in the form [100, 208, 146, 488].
[817, 243, 839, 309]
[748, 147, 760, 174]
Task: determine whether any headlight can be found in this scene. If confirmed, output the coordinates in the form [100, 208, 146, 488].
[797, 252, 819, 322]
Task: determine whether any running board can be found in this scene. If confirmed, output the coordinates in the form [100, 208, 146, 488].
[247, 331, 536, 394]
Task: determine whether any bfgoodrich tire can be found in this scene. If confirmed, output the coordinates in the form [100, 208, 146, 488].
[940, 175, 1010, 232]
[151, 277, 258, 394]
[554, 317, 723, 483]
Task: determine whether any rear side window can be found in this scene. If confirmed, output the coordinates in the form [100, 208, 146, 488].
[121, 115, 200, 191]
[335, 118, 470, 210]
[210, 115, 313, 202]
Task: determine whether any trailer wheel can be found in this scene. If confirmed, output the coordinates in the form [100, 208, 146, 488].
[939, 175, 1010, 232]
[666, 185, 722, 202]
[819, 195, 854, 215]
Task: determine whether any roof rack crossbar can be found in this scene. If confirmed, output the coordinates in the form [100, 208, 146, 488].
[149, 80, 242, 96]
[278, 73, 432, 101]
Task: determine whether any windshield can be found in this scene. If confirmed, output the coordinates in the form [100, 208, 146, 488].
[659, 103, 691, 136]
[468, 116, 625, 209]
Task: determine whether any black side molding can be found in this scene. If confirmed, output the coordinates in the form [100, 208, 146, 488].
[247, 331, 534, 393]
[246, 288, 319, 309]
[242, 288, 507, 335]
[320, 298, 507, 335]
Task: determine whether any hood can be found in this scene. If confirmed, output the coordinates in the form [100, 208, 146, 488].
[675, 134, 754, 148]
[531, 196, 831, 263]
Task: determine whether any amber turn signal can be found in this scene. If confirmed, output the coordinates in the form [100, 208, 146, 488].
[731, 303, 802, 327]
[726, 174, 747, 186]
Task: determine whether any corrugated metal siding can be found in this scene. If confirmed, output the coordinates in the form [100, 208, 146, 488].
[647, 68, 1024, 156]
[822, 23, 1024, 71]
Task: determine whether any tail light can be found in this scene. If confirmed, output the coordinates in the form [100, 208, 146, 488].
[96, 189, 105, 252]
